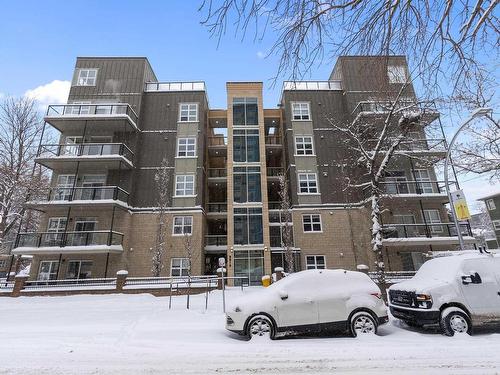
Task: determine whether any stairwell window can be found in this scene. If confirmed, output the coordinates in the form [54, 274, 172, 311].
[493, 220, 500, 230]
[292, 102, 310, 120]
[175, 175, 195, 196]
[179, 103, 198, 122]
[486, 199, 496, 211]
[173, 216, 193, 235]
[76, 69, 97, 86]
[177, 138, 196, 157]
[306, 255, 325, 270]
[295, 136, 314, 155]
[171, 258, 190, 276]
[298, 173, 318, 194]
[302, 214, 322, 232]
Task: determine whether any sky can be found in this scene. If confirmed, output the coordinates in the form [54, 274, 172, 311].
[0, 0, 498, 211]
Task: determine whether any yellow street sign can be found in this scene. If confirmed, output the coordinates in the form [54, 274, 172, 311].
[451, 190, 471, 221]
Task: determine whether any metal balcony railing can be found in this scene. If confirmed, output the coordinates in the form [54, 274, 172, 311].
[207, 203, 227, 213]
[379, 180, 457, 195]
[205, 235, 227, 246]
[267, 167, 284, 177]
[145, 81, 206, 92]
[268, 201, 281, 210]
[265, 135, 282, 145]
[207, 168, 227, 178]
[45, 186, 129, 203]
[207, 136, 228, 146]
[46, 104, 138, 124]
[15, 230, 124, 248]
[381, 223, 472, 239]
[37, 143, 134, 163]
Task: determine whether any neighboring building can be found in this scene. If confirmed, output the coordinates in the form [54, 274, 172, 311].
[478, 192, 500, 249]
[10, 56, 474, 284]
[470, 212, 498, 250]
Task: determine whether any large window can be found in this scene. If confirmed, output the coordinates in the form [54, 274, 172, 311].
[486, 199, 496, 211]
[175, 175, 195, 196]
[292, 102, 310, 120]
[233, 167, 261, 203]
[414, 169, 434, 193]
[295, 136, 314, 155]
[306, 255, 325, 270]
[385, 171, 409, 195]
[388, 65, 407, 83]
[233, 129, 260, 162]
[233, 97, 258, 126]
[173, 216, 193, 235]
[37, 261, 59, 280]
[298, 173, 318, 194]
[234, 208, 263, 245]
[177, 138, 196, 157]
[234, 250, 264, 286]
[423, 209, 443, 233]
[66, 261, 92, 279]
[302, 214, 322, 233]
[171, 258, 190, 276]
[76, 69, 97, 86]
[179, 103, 198, 122]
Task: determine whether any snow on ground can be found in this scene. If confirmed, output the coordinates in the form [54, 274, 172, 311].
[1, 288, 499, 375]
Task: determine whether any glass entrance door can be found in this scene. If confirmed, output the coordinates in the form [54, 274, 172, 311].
[233, 249, 264, 286]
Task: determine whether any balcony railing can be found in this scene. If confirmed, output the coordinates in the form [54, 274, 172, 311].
[37, 143, 134, 163]
[205, 235, 227, 246]
[379, 180, 457, 195]
[15, 231, 124, 249]
[207, 203, 227, 213]
[207, 168, 227, 178]
[364, 138, 447, 153]
[381, 223, 472, 239]
[207, 136, 228, 146]
[46, 104, 138, 124]
[145, 81, 206, 92]
[265, 135, 282, 145]
[44, 186, 129, 203]
[267, 167, 284, 177]
[268, 201, 281, 210]
[283, 81, 342, 91]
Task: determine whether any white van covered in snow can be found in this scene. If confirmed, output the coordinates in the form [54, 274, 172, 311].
[388, 252, 500, 336]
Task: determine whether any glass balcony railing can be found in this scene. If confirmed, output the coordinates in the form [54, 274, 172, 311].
[378, 180, 457, 195]
[381, 223, 472, 239]
[267, 167, 284, 177]
[46, 104, 138, 124]
[207, 168, 227, 178]
[44, 186, 129, 203]
[145, 81, 205, 92]
[205, 235, 227, 246]
[207, 203, 227, 213]
[37, 143, 134, 163]
[207, 136, 228, 147]
[15, 231, 124, 249]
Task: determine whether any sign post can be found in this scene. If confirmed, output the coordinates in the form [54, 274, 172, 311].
[218, 257, 226, 313]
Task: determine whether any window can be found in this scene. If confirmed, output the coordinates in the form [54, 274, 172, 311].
[394, 214, 418, 237]
[302, 214, 322, 232]
[491, 220, 500, 230]
[298, 173, 318, 194]
[179, 103, 198, 122]
[45, 217, 67, 246]
[414, 169, 434, 193]
[66, 261, 93, 279]
[233, 166, 261, 203]
[37, 261, 59, 281]
[234, 208, 263, 245]
[171, 258, 190, 276]
[423, 210, 443, 233]
[175, 175, 195, 196]
[233, 97, 258, 126]
[68, 101, 91, 115]
[306, 255, 325, 270]
[233, 129, 260, 162]
[0, 260, 7, 268]
[388, 65, 407, 83]
[53, 175, 76, 201]
[76, 69, 97, 86]
[384, 171, 409, 194]
[295, 136, 314, 155]
[486, 199, 496, 211]
[173, 216, 193, 235]
[177, 138, 196, 157]
[292, 102, 310, 120]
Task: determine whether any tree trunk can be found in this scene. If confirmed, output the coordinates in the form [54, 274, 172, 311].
[371, 189, 387, 296]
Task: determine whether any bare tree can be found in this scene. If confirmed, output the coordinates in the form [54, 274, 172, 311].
[200, 0, 498, 98]
[151, 157, 171, 277]
[183, 231, 200, 309]
[0, 97, 48, 251]
[278, 173, 294, 273]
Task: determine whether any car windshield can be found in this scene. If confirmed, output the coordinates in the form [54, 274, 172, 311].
[413, 257, 461, 282]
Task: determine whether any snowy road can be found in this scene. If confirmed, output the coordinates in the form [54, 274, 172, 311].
[1, 289, 499, 374]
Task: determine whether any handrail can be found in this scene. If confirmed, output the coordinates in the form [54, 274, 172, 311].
[46, 103, 138, 124]
[37, 143, 134, 162]
[381, 222, 472, 238]
[15, 230, 124, 248]
[377, 180, 458, 195]
[43, 186, 129, 203]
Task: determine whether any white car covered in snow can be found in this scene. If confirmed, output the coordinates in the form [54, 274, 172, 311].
[226, 269, 388, 339]
[389, 252, 500, 336]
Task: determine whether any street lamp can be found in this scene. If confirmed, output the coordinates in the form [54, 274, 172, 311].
[444, 107, 493, 249]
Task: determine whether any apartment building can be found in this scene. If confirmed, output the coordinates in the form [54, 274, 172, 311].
[10, 56, 475, 284]
[478, 192, 500, 248]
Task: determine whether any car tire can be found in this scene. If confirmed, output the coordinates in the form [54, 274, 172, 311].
[440, 308, 472, 336]
[247, 315, 275, 340]
[350, 311, 378, 337]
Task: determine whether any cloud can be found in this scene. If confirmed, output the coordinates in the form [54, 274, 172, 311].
[25, 80, 71, 109]
[256, 51, 266, 59]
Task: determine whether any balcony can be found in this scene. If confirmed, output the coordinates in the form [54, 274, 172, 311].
[282, 81, 342, 91]
[26, 186, 129, 209]
[207, 136, 227, 157]
[267, 167, 284, 180]
[381, 223, 476, 246]
[378, 180, 456, 201]
[145, 81, 205, 92]
[12, 231, 124, 255]
[205, 235, 227, 252]
[268, 201, 281, 210]
[351, 100, 439, 124]
[35, 143, 134, 170]
[45, 104, 139, 132]
[206, 203, 227, 216]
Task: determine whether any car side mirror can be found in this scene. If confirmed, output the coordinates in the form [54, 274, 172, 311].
[279, 290, 288, 300]
[462, 273, 482, 285]
[461, 275, 472, 285]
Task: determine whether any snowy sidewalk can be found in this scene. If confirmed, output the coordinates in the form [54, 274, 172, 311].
[1, 289, 499, 374]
